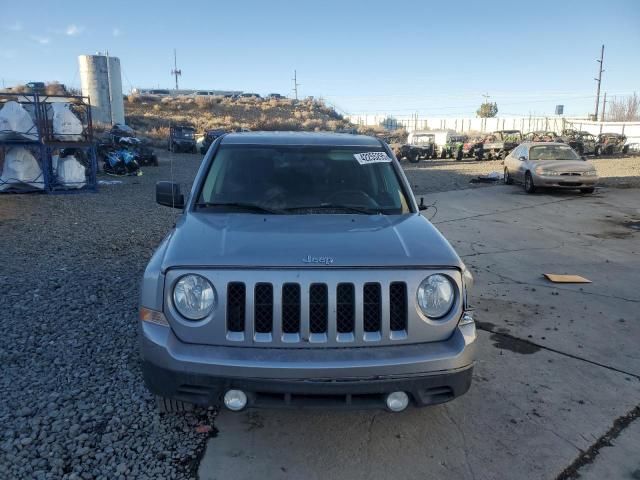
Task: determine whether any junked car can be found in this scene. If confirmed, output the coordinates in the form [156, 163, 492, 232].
[168, 124, 197, 154]
[394, 131, 437, 162]
[483, 130, 522, 160]
[140, 132, 477, 413]
[596, 133, 628, 156]
[503, 142, 597, 194]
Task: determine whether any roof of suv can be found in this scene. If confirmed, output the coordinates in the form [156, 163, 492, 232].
[220, 131, 383, 147]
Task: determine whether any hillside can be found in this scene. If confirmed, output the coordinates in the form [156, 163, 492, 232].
[124, 94, 356, 145]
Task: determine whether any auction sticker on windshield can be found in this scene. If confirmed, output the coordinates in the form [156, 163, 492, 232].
[353, 152, 392, 165]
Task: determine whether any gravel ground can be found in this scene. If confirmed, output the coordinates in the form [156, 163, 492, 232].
[0, 152, 208, 480]
[403, 155, 640, 194]
[0, 148, 638, 479]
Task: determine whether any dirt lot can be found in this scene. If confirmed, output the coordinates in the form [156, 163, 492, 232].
[1, 150, 638, 479]
[404, 155, 640, 194]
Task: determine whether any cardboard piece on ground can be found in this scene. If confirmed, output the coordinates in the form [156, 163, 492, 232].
[544, 274, 592, 283]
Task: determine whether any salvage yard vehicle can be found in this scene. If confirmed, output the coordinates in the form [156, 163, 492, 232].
[394, 131, 437, 162]
[462, 136, 484, 158]
[503, 142, 597, 194]
[140, 131, 477, 413]
[596, 133, 628, 156]
[97, 124, 158, 167]
[443, 134, 468, 160]
[561, 129, 598, 155]
[483, 130, 522, 159]
[200, 129, 227, 154]
[168, 124, 197, 153]
[523, 131, 561, 143]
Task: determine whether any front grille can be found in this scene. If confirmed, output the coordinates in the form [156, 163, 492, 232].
[254, 283, 273, 333]
[309, 283, 328, 334]
[282, 283, 301, 334]
[363, 283, 382, 332]
[336, 283, 355, 333]
[224, 280, 410, 344]
[389, 282, 407, 331]
[226, 282, 245, 332]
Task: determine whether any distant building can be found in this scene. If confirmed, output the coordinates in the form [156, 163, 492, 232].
[132, 88, 243, 97]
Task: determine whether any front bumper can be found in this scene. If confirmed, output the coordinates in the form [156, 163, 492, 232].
[534, 174, 598, 188]
[140, 321, 477, 409]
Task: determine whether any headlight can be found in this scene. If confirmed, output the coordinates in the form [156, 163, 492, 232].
[417, 274, 455, 319]
[583, 170, 597, 176]
[173, 274, 216, 320]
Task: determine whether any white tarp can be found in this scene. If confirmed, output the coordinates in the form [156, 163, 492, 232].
[51, 103, 83, 141]
[56, 155, 86, 188]
[0, 101, 38, 141]
[0, 147, 44, 191]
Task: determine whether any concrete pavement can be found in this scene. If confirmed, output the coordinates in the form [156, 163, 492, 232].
[199, 185, 640, 480]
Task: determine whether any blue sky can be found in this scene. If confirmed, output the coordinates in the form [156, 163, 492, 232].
[1, 0, 639, 117]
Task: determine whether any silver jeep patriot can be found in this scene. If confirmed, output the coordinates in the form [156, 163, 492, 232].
[140, 132, 476, 413]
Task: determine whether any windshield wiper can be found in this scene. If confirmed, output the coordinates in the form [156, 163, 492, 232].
[195, 202, 283, 214]
[283, 204, 383, 214]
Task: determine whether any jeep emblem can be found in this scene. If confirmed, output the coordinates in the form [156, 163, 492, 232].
[302, 255, 334, 265]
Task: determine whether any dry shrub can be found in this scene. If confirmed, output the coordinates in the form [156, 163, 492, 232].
[160, 97, 173, 104]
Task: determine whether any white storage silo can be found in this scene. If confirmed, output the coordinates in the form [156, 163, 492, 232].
[78, 54, 125, 125]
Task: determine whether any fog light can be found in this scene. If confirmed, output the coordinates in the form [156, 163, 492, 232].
[385, 391, 410, 412]
[223, 390, 248, 411]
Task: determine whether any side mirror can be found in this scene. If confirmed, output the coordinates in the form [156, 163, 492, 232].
[156, 181, 184, 209]
[519, 156, 527, 162]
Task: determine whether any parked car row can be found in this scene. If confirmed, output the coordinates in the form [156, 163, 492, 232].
[394, 128, 631, 163]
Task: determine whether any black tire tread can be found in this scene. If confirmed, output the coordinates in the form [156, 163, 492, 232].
[156, 396, 194, 413]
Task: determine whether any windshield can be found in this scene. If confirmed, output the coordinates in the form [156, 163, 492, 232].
[197, 145, 411, 214]
[175, 128, 194, 139]
[530, 145, 580, 160]
[412, 134, 434, 145]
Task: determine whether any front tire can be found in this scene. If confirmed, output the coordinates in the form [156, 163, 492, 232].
[504, 168, 513, 185]
[156, 396, 194, 413]
[524, 172, 536, 194]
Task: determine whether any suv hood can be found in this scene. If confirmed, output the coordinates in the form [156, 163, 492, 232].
[160, 213, 463, 270]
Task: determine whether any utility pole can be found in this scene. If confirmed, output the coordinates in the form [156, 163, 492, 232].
[600, 92, 607, 122]
[292, 70, 300, 100]
[482, 93, 490, 103]
[171, 49, 182, 91]
[593, 44, 605, 120]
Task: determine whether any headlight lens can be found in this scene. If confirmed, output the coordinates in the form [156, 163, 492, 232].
[536, 168, 560, 176]
[417, 274, 455, 319]
[173, 274, 216, 320]
[583, 170, 597, 176]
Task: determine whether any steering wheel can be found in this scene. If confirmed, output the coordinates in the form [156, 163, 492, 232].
[325, 190, 378, 207]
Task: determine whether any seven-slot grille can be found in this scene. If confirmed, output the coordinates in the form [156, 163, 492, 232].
[225, 281, 408, 343]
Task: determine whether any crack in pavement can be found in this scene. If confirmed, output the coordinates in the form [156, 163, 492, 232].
[555, 405, 640, 480]
[475, 325, 640, 380]
[443, 405, 477, 480]
[433, 196, 584, 225]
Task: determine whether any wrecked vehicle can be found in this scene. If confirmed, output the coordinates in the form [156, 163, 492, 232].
[523, 131, 561, 143]
[560, 130, 597, 155]
[482, 130, 522, 160]
[442, 135, 468, 160]
[394, 131, 437, 162]
[596, 133, 628, 156]
[140, 132, 477, 413]
[200, 129, 227, 154]
[168, 124, 197, 153]
[504, 142, 597, 194]
[462, 137, 484, 158]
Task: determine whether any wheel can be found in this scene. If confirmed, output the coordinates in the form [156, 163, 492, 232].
[524, 172, 536, 193]
[487, 153, 493, 160]
[409, 153, 420, 163]
[594, 146, 601, 157]
[152, 156, 159, 166]
[156, 396, 194, 413]
[580, 187, 595, 194]
[504, 168, 513, 185]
